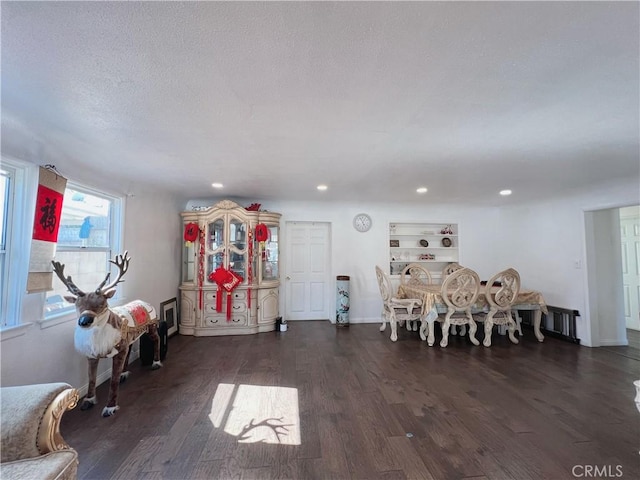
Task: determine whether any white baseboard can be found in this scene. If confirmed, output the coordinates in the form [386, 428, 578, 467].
[327, 317, 382, 324]
[599, 339, 629, 347]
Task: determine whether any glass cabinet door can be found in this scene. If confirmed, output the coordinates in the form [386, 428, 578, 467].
[208, 219, 224, 251]
[182, 241, 195, 282]
[228, 215, 247, 282]
[207, 218, 225, 284]
[207, 252, 225, 281]
[261, 225, 279, 281]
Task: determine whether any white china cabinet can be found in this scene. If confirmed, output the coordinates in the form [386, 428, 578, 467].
[179, 200, 281, 336]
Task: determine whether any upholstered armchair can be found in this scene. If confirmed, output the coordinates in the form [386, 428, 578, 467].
[1, 382, 79, 480]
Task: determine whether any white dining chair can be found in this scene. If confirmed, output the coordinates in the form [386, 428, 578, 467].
[375, 266, 423, 342]
[439, 267, 481, 347]
[482, 267, 521, 347]
[400, 263, 432, 331]
[441, 262, 467, 336]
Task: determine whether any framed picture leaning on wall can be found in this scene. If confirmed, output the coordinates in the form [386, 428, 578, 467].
[160, 297, 178, 337]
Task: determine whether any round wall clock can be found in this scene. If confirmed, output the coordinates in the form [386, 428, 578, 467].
[353, 213, 372, 232]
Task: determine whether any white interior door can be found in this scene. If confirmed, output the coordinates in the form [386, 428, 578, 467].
[620, 211, 640, 330]
[285, 222, 331, 320]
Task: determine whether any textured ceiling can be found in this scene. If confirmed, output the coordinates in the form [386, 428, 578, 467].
[2, 1, 638, 205]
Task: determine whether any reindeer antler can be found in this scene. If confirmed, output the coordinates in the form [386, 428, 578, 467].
[97, 251, 131, 294]
[51, 260, 86, 297]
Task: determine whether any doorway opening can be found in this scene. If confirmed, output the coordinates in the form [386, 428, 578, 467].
[584, 204, 639, 347]
[620, 205, 640, 331]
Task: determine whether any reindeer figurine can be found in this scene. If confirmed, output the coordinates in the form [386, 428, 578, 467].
[52, 251, 162, 417]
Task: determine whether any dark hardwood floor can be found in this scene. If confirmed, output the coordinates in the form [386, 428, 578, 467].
[61, 321, 640, 480]
[601, 328, 640, 361]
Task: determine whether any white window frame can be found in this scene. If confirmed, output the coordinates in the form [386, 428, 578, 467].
[44, 182, 123, 321]
[0, 160, 124, 334]
[1, 168, 12, 326]
[0, 157, 34, 331]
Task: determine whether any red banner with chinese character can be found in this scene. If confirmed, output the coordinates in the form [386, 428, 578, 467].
[32, 184, 64, 242]
[27, 166, 67, 293]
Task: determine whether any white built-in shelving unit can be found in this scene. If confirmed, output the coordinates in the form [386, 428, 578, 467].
[389, 222, 459, 282]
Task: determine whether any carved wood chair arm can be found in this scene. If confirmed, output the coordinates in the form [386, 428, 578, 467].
[1, 383, 79, 462]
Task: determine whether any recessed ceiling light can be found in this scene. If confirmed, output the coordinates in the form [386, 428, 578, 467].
[211, 183, 223, 189]
[317, 184, 328, 191]
[416, 187, 428, 194]
[500, 189, 512, 196]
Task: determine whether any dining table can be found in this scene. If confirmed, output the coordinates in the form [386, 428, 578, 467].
[397, 283, 548, 346]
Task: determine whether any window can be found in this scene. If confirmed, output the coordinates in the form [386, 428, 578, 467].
[0, 159, 29, 328]
[0, 162, 123, 329]
[1, 167, 14, 326]
[45, 184, 122, 318]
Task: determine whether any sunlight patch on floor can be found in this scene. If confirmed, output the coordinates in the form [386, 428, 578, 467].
[209, 383, 301, 445]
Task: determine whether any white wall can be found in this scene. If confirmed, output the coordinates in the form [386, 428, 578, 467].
[273, 200, 503, 323]
[1, 181, 183, 390]
[585, 209, 626, 346]
[495, 178, 639, 346]
[190, 197, 501, 324]
[620, 205, 640, 218]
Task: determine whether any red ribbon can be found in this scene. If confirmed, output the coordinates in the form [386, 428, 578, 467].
[210, 267, 228, 314]
[198, 227, 205, 310]
[247, 229, 253, 311]
[209, 267, 243, 321]
[223, 270, 242, 321]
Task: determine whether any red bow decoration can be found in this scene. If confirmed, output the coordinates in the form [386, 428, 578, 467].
[184, 222, 199, 244]
[209, 267, 243, 321]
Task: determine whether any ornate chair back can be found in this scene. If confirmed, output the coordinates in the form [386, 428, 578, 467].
[439, 267, 481, 347]
[441, 267, 480, 312]
[441, 262, 463, 285]
[375, 266, 423, 342]
[400, 263, 432, 287]
[399, 264, 431, 334]
[485, 268, 521, 311]
[375, 265, 393, 304]
[482, 267, 521, 347]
